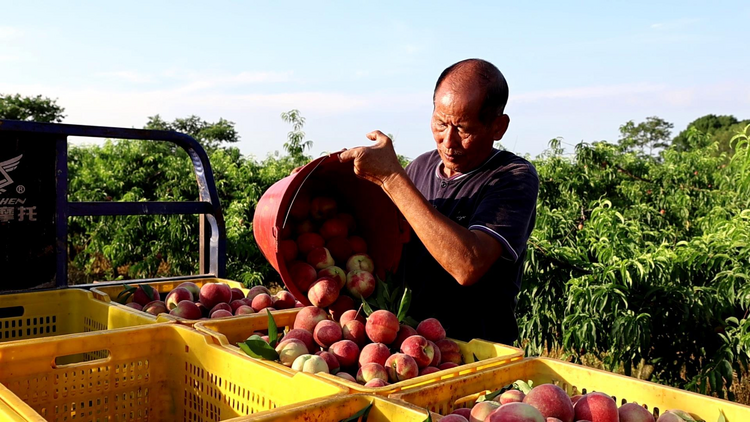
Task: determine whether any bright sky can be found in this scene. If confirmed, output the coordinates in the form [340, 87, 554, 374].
[2, 1, 748, 161]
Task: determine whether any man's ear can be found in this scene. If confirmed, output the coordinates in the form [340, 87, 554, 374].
[492, 114, 510, 141]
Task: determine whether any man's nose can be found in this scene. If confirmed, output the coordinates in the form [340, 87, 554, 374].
[441, 126, 461, 149]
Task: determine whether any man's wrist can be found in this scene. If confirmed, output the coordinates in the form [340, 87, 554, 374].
[382, 168, 409, 196]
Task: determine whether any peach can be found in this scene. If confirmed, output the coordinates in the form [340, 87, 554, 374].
[570, 396, 583, 405]
[574, 392, 618, 422]
[656, 412, 685, 422]
[392, 324, 419, 350]
[315, 351, 340, 374]
[291, 354, 329, 374]
[470, 401, 501, 422]
[133, 285, 160, 306]
[285, 328, 317, 353]
[417, 318, 446, 342]
[280, 224, 293, 240]
[487, 402, 544, 422]
[523, 384, 574, 422]
[428, 340, 441, 366]
[256, 307, 277, 313]
[199, 283, 231, 309]
[295, 219, 317, 235]
[336, 212, 357, 232]
[273, 290, 296, 310]
[295, 301, 305, 308]
[310, 196, 337, 220]
[307, 247, 335, 270]
[359, 342, 391, 367]
[314, 320, 343, 348]
[288, 261, 317, 292]
[196, 302, 209, 317]
[328, 295, 356, 321]
[251, 293, 274, 311]
[297, 232, 325, 256]
[289, 190, 311, 220]
[348, 235, 368, 254]
[245, 285, 271, 301]
[340, 309, 366, 326]
[210, 309, 232, 318]
[320, 218, 349, 240]
[280, 239, 299, 262]
[618, 403, 655, 422]
[547, 419, 563, 422]
[275, 338, 309, 366]
[384, 353, 419, 382]
[365, 310, 400, 344]
[364, 378, 389, 388]
[308, 277, 340, 308]
[169, 300, 202, 319]
[293, 306, 329, 332]
[230, 288, 244, 302]
[346, 270, 376, 299]
[229, 300, 246, 313]
[400, 335, 435, 368]
[318, 266, 346, 289]
[142, 300, 167, 316]
[436, 339, 462, 364]
[210, 302, 232, 316]
[441, 416, 469, 422]
[335, 372, 357, 382]
[235, 305, 255, 315]
[125, 302, 143, 311]
[342, 320, 367, 347]
[176, 282, 200, 300]
[346, 254, 375, 273]
[452, 409, 472, 420]
[498, 390, 525, 404]
[439, 362, 459, 370]
[419, 366, 440, 376]
[329, 340, 360, 368]
[357, 362, 388, 384]
[326, 237, 353, 263]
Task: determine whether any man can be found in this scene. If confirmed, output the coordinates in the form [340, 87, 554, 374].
[339, 58, 539, 345]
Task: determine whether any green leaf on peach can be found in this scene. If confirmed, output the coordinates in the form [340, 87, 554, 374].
[267, 309, 280, 348]
[238, 335, 279, 361]
[339, 402, 372, 422]
[396, 287, 412, 322]
[140, 283, 156, 301]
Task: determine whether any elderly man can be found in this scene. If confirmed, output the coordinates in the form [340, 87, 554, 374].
[339, 58, 539, 345]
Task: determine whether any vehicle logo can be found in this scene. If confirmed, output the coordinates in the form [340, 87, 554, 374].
[0, 154, 23, 195]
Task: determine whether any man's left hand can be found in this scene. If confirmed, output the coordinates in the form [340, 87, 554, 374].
[338, 130, 406, 188]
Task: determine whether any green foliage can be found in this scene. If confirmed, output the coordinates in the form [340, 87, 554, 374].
[518, 124, 750, 399]
[673, 114, 750, 155]
[280, 109, 313, 159]
[0, 93, 65, 123]
[618, 116, 673, 158]
[144, 114, 240, 150]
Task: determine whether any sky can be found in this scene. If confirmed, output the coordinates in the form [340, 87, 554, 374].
[1, 1, 749, 161]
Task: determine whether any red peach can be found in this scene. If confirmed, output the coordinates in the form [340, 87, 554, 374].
[251, 293, 274, 311]
[230, 288, 244, 302]
[335, 372, 357, 382]
[439, 362, 459, 370]
[133, 285, 160, 306]
[280, 239, 299, 262]
[288, 261, 317, 292]
[295, 301, 305, 308]
[255, 307, 276, 313]
[340, 309, 366, 326]
[209, 302, 232, 316]
[400, 335, 435, 369]
[229, 300, 246, 313]
[618, 403, 655, 422]
[310, 196, 337, 220]
[142, 300, 167, 316]
[359, 342, 391, 367]
[470, 401, 501, 422]
[384, 353, 419, 382]
[275, 338, 309, 366]
[346, 254, 375, 273]
[346, 270, 376, 299]
[419, 366, 441, 376]
[235, 305, 255, 315]
[315, 351, 341, 374]
[440, 415, 469, 422]
[245, 285, 271, 301]
[328, 295, 356, 321]
[326, 237, 353, 263]
[293, 306, 329, 332]
[656, 412, 686, 422]
[314, 320, 343, 348]
[547, 419, 563, 422]
[210, 309, 233, 319]
[285, 328, 317, 353]
[280, 225, 293, 240]
[176, 282, 200, 300]
[199, 283, 231, 309]
[348, 236, 368, 254]
[273, 290, 296, 309]
[364, 378, 389, 388]
[417, 318, 446, 342]
[297, 232, 325, 256]
[498, 390, 525, 404]
[320, 218, 349, 240]
[392, 324, 419, 350]
[487, 402, 544, 422]
[574, 392, 618, 422]
[329, 340, 360, 368]
[523, 384, 574, 422]
[125, 302, 143, 311]
[308, 277, 340, 308]
[451, 409, 472, 419]
[295, 219, 317, 236]
[342, 320, 367, 347]
[289, 190, 311, 220]
[365, 310, 400, 344]
[196, 302, 209, 317]
[307, 247, 335, 270]
[336, 212, 357, 232]
[428, 340, 441, 367]
[570, 396, 582, 405]
[318, 266, 346, 289]
[357, 362, 388, 384]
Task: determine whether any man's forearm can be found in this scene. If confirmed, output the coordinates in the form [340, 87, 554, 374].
[382, 172, 501, 286]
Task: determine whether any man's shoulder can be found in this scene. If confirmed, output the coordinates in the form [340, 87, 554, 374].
[488, 150, 539, 181]
[405, 150, 440, 178]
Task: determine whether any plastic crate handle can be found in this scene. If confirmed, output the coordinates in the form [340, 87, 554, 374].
[52, 349, 112, 369]
[0, 306, 24, 319]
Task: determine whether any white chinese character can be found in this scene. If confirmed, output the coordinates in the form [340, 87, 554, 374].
[0, 207, 13, 222]
[18, 206, 37, 222]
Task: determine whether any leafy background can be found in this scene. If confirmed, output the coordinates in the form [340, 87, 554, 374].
[2, 93, 749, 404]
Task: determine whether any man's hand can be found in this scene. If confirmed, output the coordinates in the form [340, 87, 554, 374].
[338, 131, 406, 187]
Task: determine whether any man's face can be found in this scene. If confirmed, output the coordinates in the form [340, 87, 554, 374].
[431, 83, 507, 177]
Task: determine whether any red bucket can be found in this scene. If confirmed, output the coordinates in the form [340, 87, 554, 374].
[253, 152, 408, 305]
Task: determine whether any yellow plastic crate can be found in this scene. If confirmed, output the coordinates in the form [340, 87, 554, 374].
[0, 323, 347, 422]
[390, 357, 750, 421]
[228, 394, 436, 422]
[90, 277, 250, 325]
[195, 308, 524, 396]
[0, 288, 156, 344]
